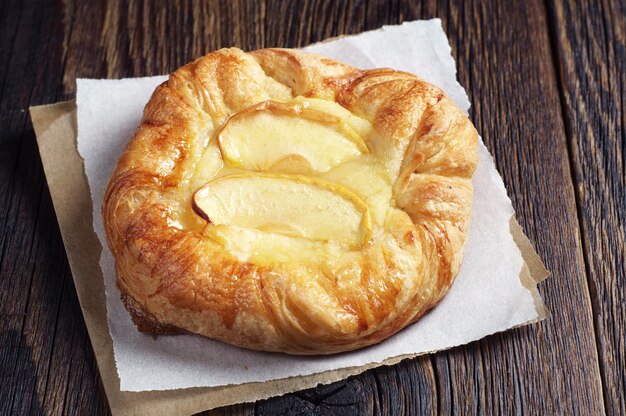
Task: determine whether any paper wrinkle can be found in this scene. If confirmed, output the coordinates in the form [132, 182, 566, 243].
[76, 19, 539, 392]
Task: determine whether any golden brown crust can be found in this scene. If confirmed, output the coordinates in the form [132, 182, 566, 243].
[103, 48, 478, 354]
[121, 293, 185, 335]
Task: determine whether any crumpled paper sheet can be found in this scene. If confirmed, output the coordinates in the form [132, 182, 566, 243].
[74, 19, 547, 392]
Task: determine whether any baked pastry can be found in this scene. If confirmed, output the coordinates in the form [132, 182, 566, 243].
[103, 48, 478, 354]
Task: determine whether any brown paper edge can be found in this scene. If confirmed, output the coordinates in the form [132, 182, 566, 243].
[30, 101, 550, 416]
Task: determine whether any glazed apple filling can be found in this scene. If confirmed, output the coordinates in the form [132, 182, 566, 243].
[183, 97, 394, 262]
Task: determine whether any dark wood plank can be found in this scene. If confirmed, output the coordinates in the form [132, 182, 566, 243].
[546, 0, 626, 414]
[0, 0, 110, 415]
[0, 0, 613, 415]
[0, 1, 30, 409]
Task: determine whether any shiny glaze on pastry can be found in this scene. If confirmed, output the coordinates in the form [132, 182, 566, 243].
[103, 48, 478, 354]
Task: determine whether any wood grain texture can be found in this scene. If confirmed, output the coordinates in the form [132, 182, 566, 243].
[0, 0, 109, 415]
[0, 0, 622, 415]
[546, 0, 626, 414]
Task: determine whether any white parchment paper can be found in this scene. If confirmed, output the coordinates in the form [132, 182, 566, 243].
[77, 19, 539, 392]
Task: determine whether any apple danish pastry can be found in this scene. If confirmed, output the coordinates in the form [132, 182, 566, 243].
[103, 48, 478, 354]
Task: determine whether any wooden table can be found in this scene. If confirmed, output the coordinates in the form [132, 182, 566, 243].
[1, 1, 623, 414]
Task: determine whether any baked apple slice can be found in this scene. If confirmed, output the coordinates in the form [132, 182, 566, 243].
[217, 100, 368, 172]
[193, 173, 372, 246]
